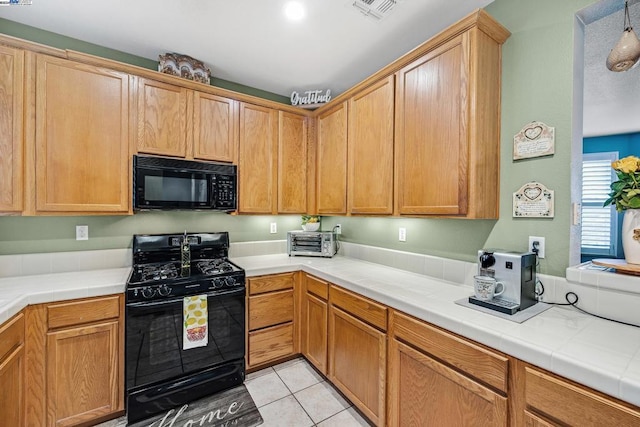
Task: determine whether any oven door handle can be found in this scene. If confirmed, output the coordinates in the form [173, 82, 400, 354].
[126, 287, 245, 311]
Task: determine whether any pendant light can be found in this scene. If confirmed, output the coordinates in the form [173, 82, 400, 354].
[606, 0, 640, 72]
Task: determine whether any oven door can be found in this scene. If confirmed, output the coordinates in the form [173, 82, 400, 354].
[125, 287, 245, 421]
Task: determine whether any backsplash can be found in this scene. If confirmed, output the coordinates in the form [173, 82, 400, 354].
[1, 239, 637, 327]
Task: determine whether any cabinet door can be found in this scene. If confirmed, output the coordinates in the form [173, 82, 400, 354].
[34, 55, 130, 213]
[303, 292, 328, 374]
[395, 34, 469, 215]
[135, 77, 190, 157]
[193, 92, 238, 162]
[0, 313, 25, 427]
[0, 46, 24, 213]
[316, 102, 348, 214]
[238, 103, 278, 214]
[47, 321, 120, 427]
[525, 365, 640, 426]
[278, 111, 308, 214]
[387, 338, 507, 427]
[0, 346, 25, 427]
[328, 304, 386, 425]
[348, 76, 394, 214]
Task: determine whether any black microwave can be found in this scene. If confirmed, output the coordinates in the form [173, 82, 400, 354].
[133, 155, 237, 211]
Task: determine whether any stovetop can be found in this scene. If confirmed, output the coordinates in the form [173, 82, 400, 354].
[126, 232, 245, 303]
[128, 258, 242, 285]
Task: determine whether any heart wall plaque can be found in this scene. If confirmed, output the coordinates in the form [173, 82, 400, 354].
[513, 181, 554, 218]
[513, 121, 555, 160]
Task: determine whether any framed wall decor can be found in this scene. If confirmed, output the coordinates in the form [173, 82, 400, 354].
[513, 121, 555, 160]
[513, 181, 554, 218]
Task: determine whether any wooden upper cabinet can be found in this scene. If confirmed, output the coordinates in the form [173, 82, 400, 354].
[33, 55, 130, 213]
[238, 102, 278, 214]
[395, 34, 469, 216]
[316, 102, 348, 215]
[394, 19, 506, 218]
[193, 92, 238, 162]
[135, 77, 190, 157]
[0, 46, 24, 213]
[278, 111, 308, 214]
[348, 76, 394, 215]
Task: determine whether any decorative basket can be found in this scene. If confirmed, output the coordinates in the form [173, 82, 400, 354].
[159, 53, 211, 84]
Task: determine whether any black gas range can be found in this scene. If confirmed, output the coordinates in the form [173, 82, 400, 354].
[125, 232, 245, 424]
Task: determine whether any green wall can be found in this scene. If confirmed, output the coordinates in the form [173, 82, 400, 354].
[0, 214, 303, 254]
[0, 18, 290, 104]
[0, 1, 597, 276]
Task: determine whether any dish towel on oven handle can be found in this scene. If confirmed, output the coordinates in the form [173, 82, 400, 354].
[183, 295, 208, 350]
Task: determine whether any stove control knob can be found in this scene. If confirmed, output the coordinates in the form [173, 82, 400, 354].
[158, 285, 171, 296]
[213, 278, 224, 288]
[141, 287, 156, 299]
[225, 277, 236, 287]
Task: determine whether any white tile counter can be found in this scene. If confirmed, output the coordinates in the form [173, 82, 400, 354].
[233, 254, 640, 409]
[1, 252, 639, 410]
[0, 267, 130, 324]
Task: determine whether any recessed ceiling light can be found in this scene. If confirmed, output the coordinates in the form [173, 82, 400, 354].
[284, 1, 305, 21]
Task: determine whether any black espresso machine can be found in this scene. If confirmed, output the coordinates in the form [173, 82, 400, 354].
[469, 250, 537, 314]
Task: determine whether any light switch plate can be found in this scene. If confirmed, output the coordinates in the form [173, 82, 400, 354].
[270, 223, 277, 234]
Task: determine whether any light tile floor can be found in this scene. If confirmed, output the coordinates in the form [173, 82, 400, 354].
[96, 357, 371, 427]
[245, 357, 371, 427]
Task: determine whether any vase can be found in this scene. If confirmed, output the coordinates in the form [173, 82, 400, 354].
[302, 223, 320, 231]
[622, 209, 640, 264]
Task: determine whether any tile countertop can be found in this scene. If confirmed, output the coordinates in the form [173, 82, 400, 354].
[233, 254, 640, 409]
[0, 267, 131, 324]
[0, 254, 639, 409]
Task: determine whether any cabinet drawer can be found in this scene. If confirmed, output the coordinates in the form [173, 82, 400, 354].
[249, 289, 294, 330]
[391, 310, 508, 393]
[329, 285, 387, 331]
[525, 366, 640, 426]
[306, 274, 329, 300]
[48, 295, 121, 329]
[248, 322, 294, 366]
[249, 273, 295, 295]
[0, 313, 24, 361]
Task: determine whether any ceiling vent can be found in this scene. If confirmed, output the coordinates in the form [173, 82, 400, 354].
[352, 0, 398, 21]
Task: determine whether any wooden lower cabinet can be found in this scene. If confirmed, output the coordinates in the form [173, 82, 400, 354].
[24, 295, 124, 427]
[328, 289, 387, 426]
[0, 313, 26, 427]
[46, 321, 120, 427]
[301, 274, 329, 374]
[387, 339, 507, 426]
[247, 273, 298, 369]
[523, 365, 640, 426]
[387, 310, 509, 427]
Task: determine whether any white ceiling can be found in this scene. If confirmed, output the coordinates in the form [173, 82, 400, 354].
[0, 0, 494, 98]
[583, 0, 640, 137]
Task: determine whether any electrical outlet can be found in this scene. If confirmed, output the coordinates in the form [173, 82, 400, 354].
[528, 236, 545, 259]
[335, 224, 342, 234]
[76, 225, 89, 241]
[572, 202, 582, 226]
[270, 222, 277, 234]
[399, 227, 407, 242]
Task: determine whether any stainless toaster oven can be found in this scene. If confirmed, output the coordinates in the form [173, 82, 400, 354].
[287, 231, 337, 258]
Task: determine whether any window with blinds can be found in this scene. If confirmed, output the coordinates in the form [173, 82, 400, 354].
[581, 152, 618, 256]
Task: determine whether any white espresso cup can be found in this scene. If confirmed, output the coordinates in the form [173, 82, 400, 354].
[473, 275, 505, 301]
